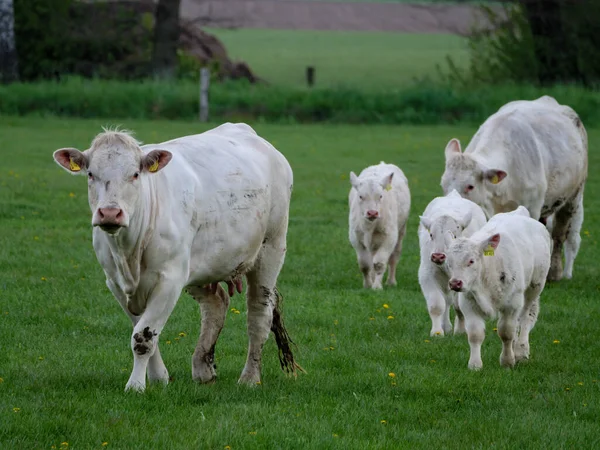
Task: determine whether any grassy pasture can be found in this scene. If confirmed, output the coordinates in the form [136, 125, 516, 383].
[207, 29, 469, 89]
[1, 116, 599, 449]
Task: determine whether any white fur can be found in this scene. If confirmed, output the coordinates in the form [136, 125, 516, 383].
[348, 162, 410, 289]
[53, 123, 293, 391]
[440, 96, 587, 281]
[445, 206, 552, 370]
[418, 189, 487, 336]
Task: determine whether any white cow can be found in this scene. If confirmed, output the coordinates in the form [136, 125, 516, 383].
[440, 96, 587, 281]
[418, 190, 487, 336]
[445, 207, 552, 370]
[348, 162, 410, 289]
[52, 123, 302, 392]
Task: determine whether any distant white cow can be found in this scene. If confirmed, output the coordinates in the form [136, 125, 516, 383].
[53, 123, 302, 392]
[418, 190, 487, 336]
[441, 96, 587, 281]
[445, 207, 552, 370]
[348, 162, 410, 289]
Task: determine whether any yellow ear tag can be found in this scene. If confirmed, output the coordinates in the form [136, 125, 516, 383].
[491, 174, 499, 184]
[385, 184, 392, 191]
[483, 245, 495, 256]
[69, 158, 81, 172]
[148, 160, 159, 173]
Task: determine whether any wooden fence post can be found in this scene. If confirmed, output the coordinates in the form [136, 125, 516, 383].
[199, 67, 210, 122]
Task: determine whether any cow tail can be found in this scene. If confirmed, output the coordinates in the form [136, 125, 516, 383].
[271, 287, 305, 377]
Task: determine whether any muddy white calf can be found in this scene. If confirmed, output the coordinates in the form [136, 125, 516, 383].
[445, 207, 551, 370]
[418, 189, 486, 336]
[441, 96, 587, 281]
[348, 162, 410, 289]
[53, 123, 301, 391]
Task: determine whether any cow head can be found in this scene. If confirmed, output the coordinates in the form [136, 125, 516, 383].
[53, 130, 172, 235]
[446, 232, 501, 292]
[420, 211, 472, 265]
[440, 138, 507, 218]
[350, 171, 394, 222]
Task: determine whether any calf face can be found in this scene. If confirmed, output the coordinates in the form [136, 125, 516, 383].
[350, 171, 394, 222]
[53, 131, 172, 235]
[446, 233, 500, 292]
[420, 212, 472, 266]
[440, 139, 507, 218]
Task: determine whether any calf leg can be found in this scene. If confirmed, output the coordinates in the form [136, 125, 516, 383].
[125, 272, 185, 392]
[459, 294, 486, 370]
[356, 248, 374, 289]
[452, 292, 466, 335]
[386, 225, 406, 286]
[372, 246, 394, 290]
[563, 193, 584, 280]
[419, 274, 451, 336]
[107, 279, 169, 385]
[516, 285, 542, 362]
[187, 284, 230, 384]
[497, 300, 522, 368]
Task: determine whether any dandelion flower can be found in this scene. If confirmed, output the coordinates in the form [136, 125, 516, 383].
[249, 431, 257, 436]
[565, 387, 571, 391]
[387, 315, 394, 320]
[41, 277, 47, 281]
[13, 407, 20, 412]
[38, 356, 44, 360]
[553, 340, 560, 344]
[382, 304, 389, 309]
[424, 339, 430, 343]
[224, 446, 231, 450]
[578, 382, 584, 386]
[369, 317, 375, 321]
[166, 340, 172, 345]
[333, 433, 339, 437]
[69, 192, 75, 198]
[388, 372, 396, 378]
[178, 332, 186, 337]
[380, 420, 387, 425]
[102, 443, 108, 447]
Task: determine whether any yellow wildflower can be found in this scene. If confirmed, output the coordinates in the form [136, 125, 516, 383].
[249, 431, 257, 436]
[369, 317, 375, 321]
[577, 382, 584, 386]
[102, 443, 108, 447]
[387, 315, 394, 320]
[13, 407, 20, 412]
[424, 339, 430, 343]
[382, 304, 389, 309]
[178, 332, 186, 337]
[41, 277, 47, 281]
[388, 372, 396, 378]
[69, 192, 75, 198]
[553, 340, 560, 344]
[0, 377, 4, 383]
[166, 340, 172, 345]
[380, 420, 387, 425]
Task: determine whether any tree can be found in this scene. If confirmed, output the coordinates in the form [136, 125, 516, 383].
[0, 0, 18, 83]
[152, 0, 181, 79]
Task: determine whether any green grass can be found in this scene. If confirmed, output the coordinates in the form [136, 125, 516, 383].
[207, 29, 469, 88]
[1, 116, 599, 449]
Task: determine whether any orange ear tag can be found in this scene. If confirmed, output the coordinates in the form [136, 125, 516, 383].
[69, 158, 81, 172]
[148, 160, 159, 172]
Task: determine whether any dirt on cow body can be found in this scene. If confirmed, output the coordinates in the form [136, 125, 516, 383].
[180, 0, 490, 35]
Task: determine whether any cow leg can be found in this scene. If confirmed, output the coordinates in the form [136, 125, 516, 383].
[497, 296, 522, 368]
[372, 245, 393, 290]
[459, 293, 486, 370]
[419, 275, 451, 336]
[239, 235, 288, 385]
[187, 284, 229, 384]
[356, 247, 373, 289]
[106, 279, 169, 385]
[125, 274, 185, 392]
[386, 225, 405, 286]
[515, 292, 540, 362]
[548, 198, 578, 281]
[452, 292, 466, 335]
[563, 193, 584, 280]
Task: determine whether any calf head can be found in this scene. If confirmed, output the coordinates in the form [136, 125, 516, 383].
[420, 211, 472, 265]
[440, 138, 507, 218]
[53, 130, 172, 235]
[446, 232, 501, 292]
[350, 171, 394, 222]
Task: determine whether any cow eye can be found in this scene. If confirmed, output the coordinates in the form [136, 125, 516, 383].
[429, 233, 433, 240]
[133, 172, 140, 180]
[359, 195, 363, 200]
[379, 195, 383, 199]
[466, 184, 474, 192]
[87, 171, 93, 180]
[467, 259, 474, 266]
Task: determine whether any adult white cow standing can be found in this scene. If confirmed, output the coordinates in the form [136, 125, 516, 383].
[348, 162, 411, 289]
[418, 189, 487, 336]
[440, 96, 587, 281]
[53, 123, 302, 392]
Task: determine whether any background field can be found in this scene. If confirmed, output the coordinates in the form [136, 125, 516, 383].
[1, 117, 599, 449]
[208, 29, 468, 88]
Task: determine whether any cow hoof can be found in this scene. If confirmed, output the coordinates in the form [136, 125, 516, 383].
[238, 373, 261, 386]
[125, 380, 146, 393]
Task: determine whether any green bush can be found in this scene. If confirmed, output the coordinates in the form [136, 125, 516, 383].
[2, 78, 600, 126]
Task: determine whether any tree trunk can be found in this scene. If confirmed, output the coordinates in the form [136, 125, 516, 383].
[519, 0, 583, 85]
[0, 0, 18, 83]
[152, 0, 181, 79]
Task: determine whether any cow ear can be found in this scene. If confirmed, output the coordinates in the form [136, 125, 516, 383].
[419, 215, 432, 232]
[142, 150, 172, 173]
[380, 172, 394, 191]
[480, 233, 500, 254]
[444, 138, 461, 161]
[350, 171, 359, 189]
[53, 148, 88, 175]
[458, 210, 472, 230]
[485, 169, 507, 185]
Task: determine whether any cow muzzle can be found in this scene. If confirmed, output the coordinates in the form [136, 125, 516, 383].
[431, 253, 446, 265]
[93, 207, 127, 234]
[365, 210, 379, 221]
[449, 279, 463, 292]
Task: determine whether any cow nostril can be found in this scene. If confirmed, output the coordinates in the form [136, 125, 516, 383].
[116, 209, 123, 219]
[98, 209, 105, 219]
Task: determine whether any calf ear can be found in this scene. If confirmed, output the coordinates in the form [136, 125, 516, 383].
[419, 215, 432, 231]
[142, 150, 172, 173]
[380, 172, 394, 191]
[458, 210, 473, 230]
[349, 171, 359, 189]
[485, 169, 507, 185]
[480, 233, 501, 254]
[444, 138, 462, 161]
[53, 148, 88, 175]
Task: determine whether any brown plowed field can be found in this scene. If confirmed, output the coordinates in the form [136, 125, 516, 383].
[180, 0, 489, 34]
